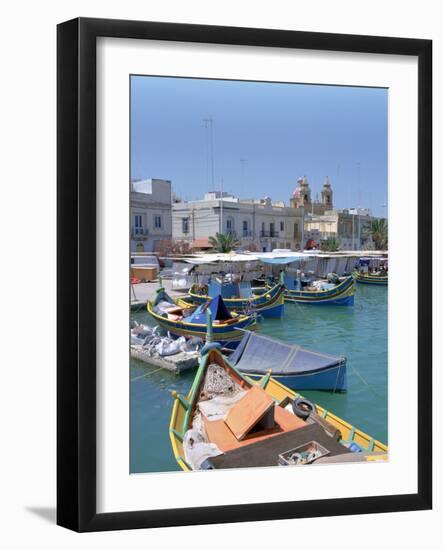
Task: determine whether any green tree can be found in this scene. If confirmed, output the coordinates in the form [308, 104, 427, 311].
[366, 218, 388, 250]
[321, 236, 341, 252]
[208, 232, 240, 253]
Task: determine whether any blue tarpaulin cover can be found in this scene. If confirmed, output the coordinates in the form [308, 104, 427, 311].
[229, 331, 345, 375]
[188, 294, 233, 323]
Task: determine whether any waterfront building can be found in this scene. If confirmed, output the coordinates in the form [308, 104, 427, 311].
[172, 193, 304, 252]
[172, 175, 380, 252]
[130, 178, 172, 252]
[304, 207, 375, 250]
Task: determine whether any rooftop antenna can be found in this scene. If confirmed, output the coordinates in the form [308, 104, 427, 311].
[203, 117, 215, 191]
[357, 162, 361, 250]
[220, 176, 224, 233]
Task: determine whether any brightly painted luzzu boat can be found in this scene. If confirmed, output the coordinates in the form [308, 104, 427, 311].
[169, 346, 387, 471]
[188, 280, 285, 318]
[283, 274, 356, 306]
[147, 289, 257, 350]
[354, 271, 388, 285]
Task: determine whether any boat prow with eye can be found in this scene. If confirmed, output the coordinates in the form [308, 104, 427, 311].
[169, 346, 387, 471]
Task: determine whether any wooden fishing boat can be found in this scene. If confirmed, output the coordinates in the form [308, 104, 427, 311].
[230, 330, 347, 392]
[147, 289, 257, 350]
[355, 271, 388, 285]
[283, 274, 356, 306]
[169, 346, 387, 471]
[188, 280, 285, 318]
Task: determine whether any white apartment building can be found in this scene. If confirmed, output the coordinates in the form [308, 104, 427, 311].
[172, 194, 304, 252]
[130, 178, 172, 252]
[304, 208, 375, 250]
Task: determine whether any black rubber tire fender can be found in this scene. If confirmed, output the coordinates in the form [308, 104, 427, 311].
[292, 397, 315, 420]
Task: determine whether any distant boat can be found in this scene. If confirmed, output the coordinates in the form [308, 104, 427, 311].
[229, 331, 347, 392]
[355, 256, 388, 285]
[283, 274, 356, 305]
[169, 346, 387, 471]
[147, 289, 256, 350]
[355, 271, 388, 285]
[188, 280, 285, 318]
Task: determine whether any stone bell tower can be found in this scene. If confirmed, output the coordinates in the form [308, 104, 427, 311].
[290, 176, 312, 209]
[321, 176, 333, 210]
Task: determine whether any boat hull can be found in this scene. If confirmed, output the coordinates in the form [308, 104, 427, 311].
[284, 275, 355, 305]
[147, 302, 256, 350]
[355, 272, 388, 285]
[244, 363, 347, 392]
[188, 283, 285, 318]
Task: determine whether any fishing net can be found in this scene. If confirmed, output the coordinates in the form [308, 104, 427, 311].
[202, 363, 241, 399]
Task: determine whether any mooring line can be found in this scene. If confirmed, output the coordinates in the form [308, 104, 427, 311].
[131, 366, 164, 382]
[348, 363, 385, 400]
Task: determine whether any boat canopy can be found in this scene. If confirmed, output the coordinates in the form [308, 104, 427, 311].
[229, 331, 345, 376]
[257, 256, 305, 265]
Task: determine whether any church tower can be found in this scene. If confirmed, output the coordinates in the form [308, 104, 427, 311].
[290, 176, 312, 209]
[321, 176, 333, 210]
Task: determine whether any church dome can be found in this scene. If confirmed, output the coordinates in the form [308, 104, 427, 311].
[292, 176, 304, 198]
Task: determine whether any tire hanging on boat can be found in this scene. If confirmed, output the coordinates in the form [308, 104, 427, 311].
[292, 397, 315, 420]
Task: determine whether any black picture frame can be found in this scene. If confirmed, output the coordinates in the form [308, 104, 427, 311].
[57, 17, 432, 532]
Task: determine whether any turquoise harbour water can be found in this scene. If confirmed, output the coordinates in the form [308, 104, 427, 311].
[130, 284, 387, 473]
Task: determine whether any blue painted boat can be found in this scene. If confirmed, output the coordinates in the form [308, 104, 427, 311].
[355, 257, 388, 285]
[188, 280, 285, 318]
[283, 274, 355, 306]
[147, 289, 256, 350]
[229, 330, 347, 392]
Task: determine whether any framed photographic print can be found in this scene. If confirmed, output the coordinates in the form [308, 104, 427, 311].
[57, 17, 432, 532]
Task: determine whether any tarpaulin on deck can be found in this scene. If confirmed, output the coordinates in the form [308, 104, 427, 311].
[189, 294, 233, 323]
[230, 331, 345, 375]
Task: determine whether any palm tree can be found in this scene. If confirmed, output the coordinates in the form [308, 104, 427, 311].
[208, 232, 240, 253]
[321, 236, 340, 252]
[366, 219, 388, 250]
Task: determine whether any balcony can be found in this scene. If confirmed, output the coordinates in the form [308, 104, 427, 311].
[241, 230, 253, 238]
[259, 230, 279, 239]
[131, 227, 149, 240]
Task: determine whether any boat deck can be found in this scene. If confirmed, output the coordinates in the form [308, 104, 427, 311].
[209, 422, 350, 469]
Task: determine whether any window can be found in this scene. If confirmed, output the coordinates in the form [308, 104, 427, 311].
[182, 218, 189, 234]
[270, 222, 275, 236]
[280, 221, 284, 231]
[154, 215, 162, 229]
[134, 214, 143, 235]
[242, 220, 249, 237]
[226, 217, 235, 234]
[293, 223, 298, 238]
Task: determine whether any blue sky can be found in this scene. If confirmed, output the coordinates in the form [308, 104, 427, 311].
[131, 76, 387, 217]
